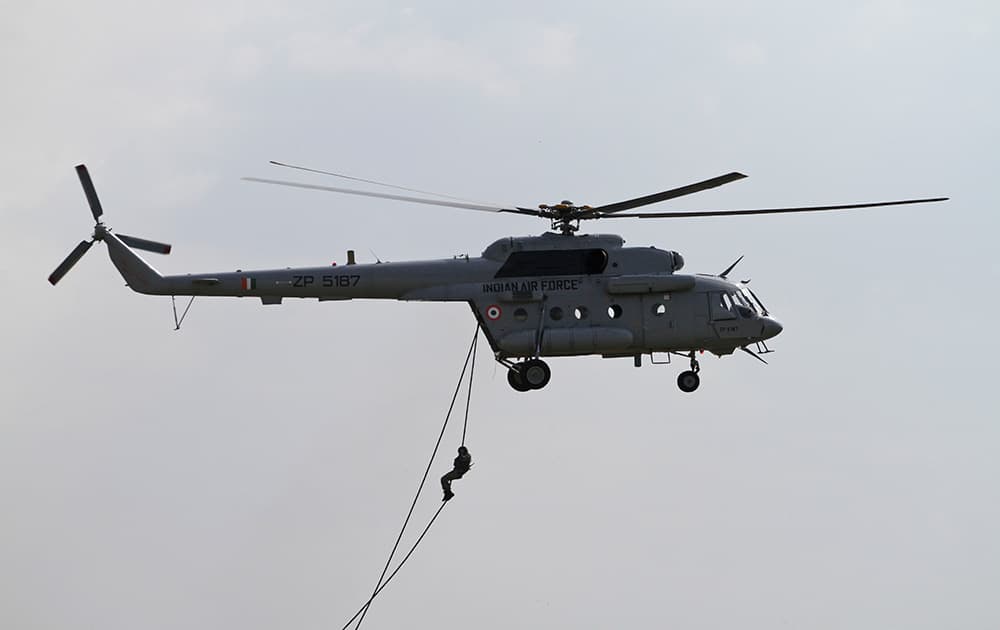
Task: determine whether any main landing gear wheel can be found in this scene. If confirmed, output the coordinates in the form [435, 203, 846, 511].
[507, 359, 551, 392]
[507, 367, 531, 392]
[521, 359, 551, 389]
[677, 370, 700, 393]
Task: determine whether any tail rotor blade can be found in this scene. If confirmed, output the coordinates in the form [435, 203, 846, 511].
[118, 233, 172, 254]
[76, 164, 104, 221]
[48, 240, 93, 285]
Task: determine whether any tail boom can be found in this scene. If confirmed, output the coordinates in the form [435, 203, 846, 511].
[104, 233, 169, 294]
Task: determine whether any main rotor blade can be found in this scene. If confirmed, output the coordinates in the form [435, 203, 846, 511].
[269, 161, 486, 203]
[48, 240, 93, 285]
[118, 233, 172, 254]
[76, 164, 104, 221]
[589, 172, 748, 215]
[603, 197, 949, 219]
[243, 177, 542, 217]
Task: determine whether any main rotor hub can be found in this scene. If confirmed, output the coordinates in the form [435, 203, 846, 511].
[538, 200, 596, 234]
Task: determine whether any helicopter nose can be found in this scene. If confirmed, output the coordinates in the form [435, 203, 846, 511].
[760, 317, 783, 340]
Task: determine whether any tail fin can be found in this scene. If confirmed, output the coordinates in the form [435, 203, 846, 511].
[105, 233, 169, 294]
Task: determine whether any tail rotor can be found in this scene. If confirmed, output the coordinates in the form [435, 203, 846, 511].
[48, 164, 172, 285]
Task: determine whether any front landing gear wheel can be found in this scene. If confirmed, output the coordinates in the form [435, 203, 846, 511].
[677, 370, 700, 393]
[520, 359, 551, 390]
[507, 367, 531, 392]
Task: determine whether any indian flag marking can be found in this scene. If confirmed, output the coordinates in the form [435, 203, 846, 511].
[241, 277, 256, 291]
[486, 304, 502, 320]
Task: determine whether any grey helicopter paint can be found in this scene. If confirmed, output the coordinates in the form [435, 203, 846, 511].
[50, 164, 947, 393]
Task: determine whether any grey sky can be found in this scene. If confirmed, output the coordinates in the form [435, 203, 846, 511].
[2, 1, 998, 628]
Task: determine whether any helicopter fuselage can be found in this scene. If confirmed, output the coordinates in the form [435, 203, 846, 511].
[105, 230, 782, 365]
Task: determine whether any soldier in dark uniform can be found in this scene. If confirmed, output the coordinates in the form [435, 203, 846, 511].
[441, 446, 472, 501]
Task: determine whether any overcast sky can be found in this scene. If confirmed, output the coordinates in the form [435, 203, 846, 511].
[2, 1, 998, 628]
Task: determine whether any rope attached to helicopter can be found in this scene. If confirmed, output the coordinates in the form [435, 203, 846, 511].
[344, 324, 480, 630]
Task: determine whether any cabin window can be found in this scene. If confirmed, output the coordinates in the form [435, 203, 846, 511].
[574, 306, 589, 320]
[652, 303, 666, 316]
[549, 306, 564, 321]
[495, 249, 608, 278]
[608, 304, 623, 319]
[514, 307, 528, 322]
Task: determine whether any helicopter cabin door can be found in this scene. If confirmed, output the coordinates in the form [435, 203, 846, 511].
[641, 293, 675, 349]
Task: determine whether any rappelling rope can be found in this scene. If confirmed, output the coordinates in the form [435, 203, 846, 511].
[349, 324, 480, 630]
[461, 332, 477, 448]
[338, 501, 447, 630]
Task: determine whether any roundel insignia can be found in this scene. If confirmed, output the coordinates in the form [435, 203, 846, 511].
[486, 304, 502, 320]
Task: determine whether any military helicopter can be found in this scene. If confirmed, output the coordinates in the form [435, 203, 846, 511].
[49, 163, 947, 392]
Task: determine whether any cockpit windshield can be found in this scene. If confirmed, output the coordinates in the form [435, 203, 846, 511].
[711, 289, 760, 320]
[743, 287, 769, 316]
[734, 289, 757, 317]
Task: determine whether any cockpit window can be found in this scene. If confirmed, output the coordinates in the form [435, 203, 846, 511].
[745, 287, 769, 315]
[711, 292, 737, 321]
[732, 290, 756, 318]
[711, 290, 757, 321]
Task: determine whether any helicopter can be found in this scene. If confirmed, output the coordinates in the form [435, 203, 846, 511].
[49, 163, 947, 392]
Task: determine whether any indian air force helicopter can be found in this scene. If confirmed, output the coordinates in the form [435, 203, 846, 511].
[49, 163, 947, 393]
